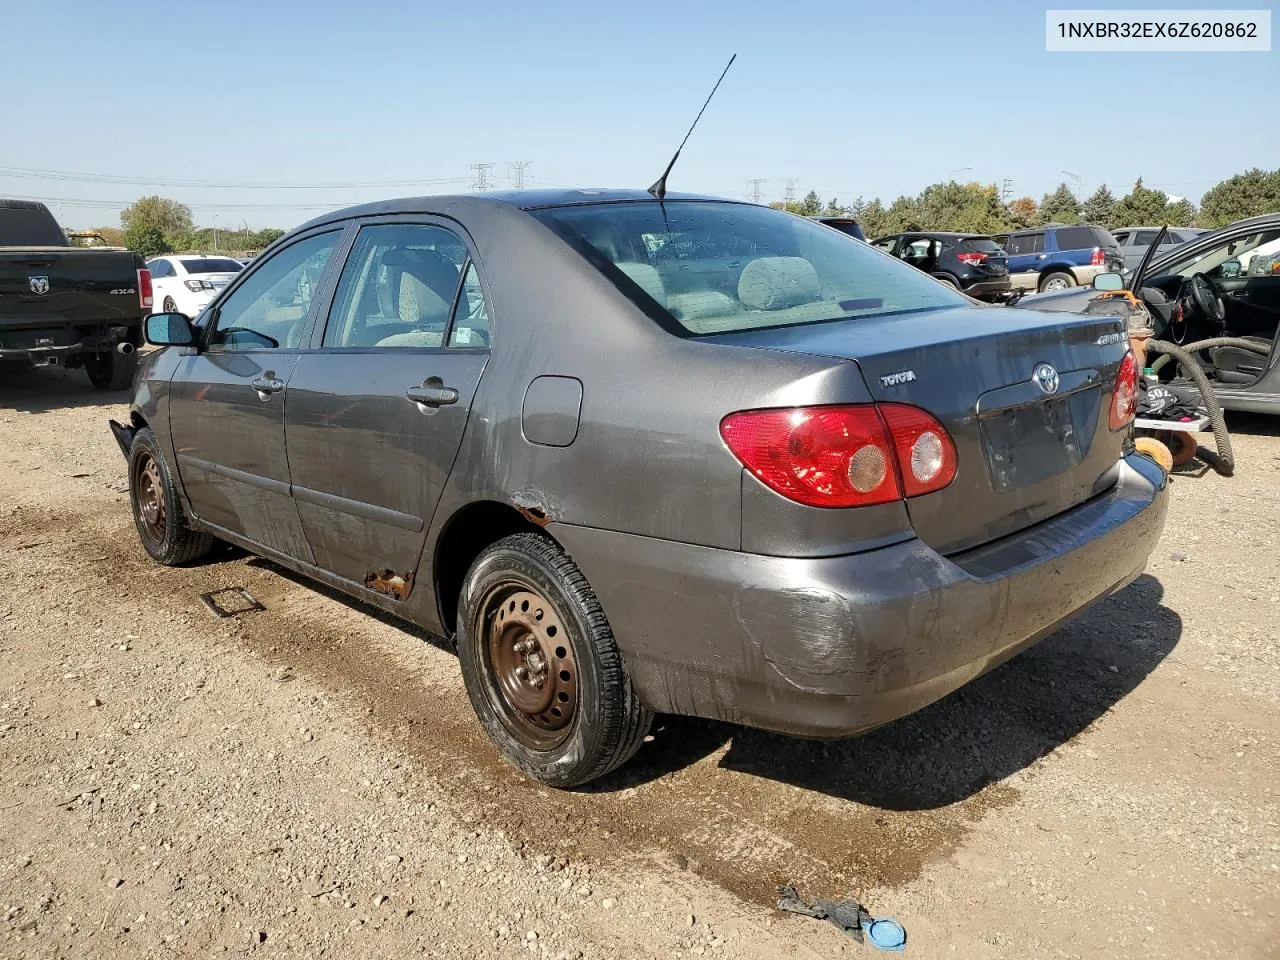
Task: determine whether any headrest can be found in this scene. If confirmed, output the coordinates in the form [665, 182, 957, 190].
[615, 262, 666, 304]
[738, 257, 821, 311]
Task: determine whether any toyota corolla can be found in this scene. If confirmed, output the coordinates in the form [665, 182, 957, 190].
[111, 190, 1169, 787]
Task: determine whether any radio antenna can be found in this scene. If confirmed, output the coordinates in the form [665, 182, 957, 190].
[648, 54, 737, 201]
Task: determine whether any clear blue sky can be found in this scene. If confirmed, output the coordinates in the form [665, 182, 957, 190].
[3, 0, 1275, 229]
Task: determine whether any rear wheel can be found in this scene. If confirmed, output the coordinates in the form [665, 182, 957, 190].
[128, 427, 213, 565]
[456, 532, 651, 788]
[1039, 271, 1075, 293]
[84, 348, 138, 391]
[935, 275, 960, 290]
[162, 296, 178, 313]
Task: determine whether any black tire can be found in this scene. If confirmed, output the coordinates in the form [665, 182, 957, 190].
[84, 348, 138, 391]
[934, 275, 960, 290]
[1039, 270, 1075, 293]
[456, 532, 652, 788]
[128, 427, 213, 566]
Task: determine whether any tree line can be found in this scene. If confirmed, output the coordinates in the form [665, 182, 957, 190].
[773, 167, 1280, 238]
[86, 196, 286, 257]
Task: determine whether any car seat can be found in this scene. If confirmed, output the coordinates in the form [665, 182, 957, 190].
[370, 249, 459, 348]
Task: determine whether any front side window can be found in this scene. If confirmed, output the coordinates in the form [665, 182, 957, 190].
[323, 223, 471, 348]
[208, 231, 340, 351]
[533, 202, 963, 336]
[1163, 229, 1280, 279]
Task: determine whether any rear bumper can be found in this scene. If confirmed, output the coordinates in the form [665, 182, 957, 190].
[963, 278, 1012, 300]
[0, 324, 136, 364]
[554, 454, 1169, 738]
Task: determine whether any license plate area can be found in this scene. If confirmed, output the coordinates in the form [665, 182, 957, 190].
[981, 397, 1082, 492]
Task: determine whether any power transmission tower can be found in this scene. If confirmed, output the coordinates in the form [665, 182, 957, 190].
[1000, 178, 1014, 203]
[747, 178, 767, 204]
[783, 178, 798, 205]
[469, 163, 496, 191]
[508, 161, 533, 189]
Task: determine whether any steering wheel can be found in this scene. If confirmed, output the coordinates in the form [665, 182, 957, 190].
[1187, 272, 1226, 324]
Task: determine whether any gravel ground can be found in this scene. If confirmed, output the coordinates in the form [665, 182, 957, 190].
[1, 365, 1277, 959]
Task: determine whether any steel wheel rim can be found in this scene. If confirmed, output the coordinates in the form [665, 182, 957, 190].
[135, 453, 166, 542]
[482, 585, 579, 749]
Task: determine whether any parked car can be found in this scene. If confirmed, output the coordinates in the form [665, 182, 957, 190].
[112, 189, 1168, 787]
[991, 224, 1124, 293]
[0, 199, 149, 389]
[1111, 226, 1208, 272]
[870, 232, 1011, 300]
[147, 255, 244, 317]
[815, 216, 866, 241]
[1012, 214, 1280, 414]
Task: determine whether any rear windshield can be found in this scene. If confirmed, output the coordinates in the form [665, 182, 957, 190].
[953, 237, 1004, 254]
[1056, 226, 1115, 250]
[0, 204, 67, 247]
[533, 201, 963, 335]
[181, 257, 243, 274]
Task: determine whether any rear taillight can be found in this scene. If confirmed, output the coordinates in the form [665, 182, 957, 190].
[719, 404, 957, 508]
[137, 268, 153, 310]
[184, 279, 214, 292]
[1090, 247, 1106, 266]
[1109, 352, 1138, 430]
[956, 251, 989, 265]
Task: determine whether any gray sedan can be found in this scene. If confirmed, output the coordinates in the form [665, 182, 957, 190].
[112, 190, 1169, 787]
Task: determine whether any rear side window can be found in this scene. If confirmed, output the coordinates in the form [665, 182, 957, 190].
[534, 202, 962, 336]
[1056, 226, 1114, 250]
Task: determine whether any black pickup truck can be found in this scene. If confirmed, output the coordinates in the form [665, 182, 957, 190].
[0, 199, 151, 390]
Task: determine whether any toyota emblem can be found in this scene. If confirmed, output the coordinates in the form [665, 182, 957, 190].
[1032, 363, 1060, 395]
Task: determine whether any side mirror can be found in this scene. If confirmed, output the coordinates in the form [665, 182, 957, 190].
[1092, 272, 1125, 292]
[144, 311, 196, 347]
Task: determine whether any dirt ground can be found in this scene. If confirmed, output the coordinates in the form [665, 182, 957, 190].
[1, 365, 1277, 960]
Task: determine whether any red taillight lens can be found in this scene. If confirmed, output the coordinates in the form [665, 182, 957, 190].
[1109, 352, 1138, 430]
[956, 251, 989, 265]
[879, 403, 959, 497]
[720, 404, 956, 508]
[1091, 247, 1105, 266]
[137, 268, 153, 310]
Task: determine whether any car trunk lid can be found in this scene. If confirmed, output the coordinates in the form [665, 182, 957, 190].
[953, 238, 1008, 276]
[705, 306, 1131, 555]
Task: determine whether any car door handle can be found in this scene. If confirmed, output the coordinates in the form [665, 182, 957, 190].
[405, 383, 459, 408]
[250, 375, 285, 400]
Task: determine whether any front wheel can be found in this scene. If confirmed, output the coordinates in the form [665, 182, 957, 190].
[456, 532, 652, 788]
[128, 427, 213, 565]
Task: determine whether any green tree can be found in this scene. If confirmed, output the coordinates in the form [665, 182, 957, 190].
[912, 181, 1012, 233]
[1112, 178, 1173, 227]
[124, 223, 169, 258]
[1197, 168, 1280, 228]
[821, 197, 846, 217]
[859, 199, 891, 238]
[120, 195, 194, 243]
[252, 228, 285, 248]
[1164, 198, 1198, 225]
[796, 190, 822, 217]
[1037, 183, 1081, 225]
[1080, 184, 1117, 227]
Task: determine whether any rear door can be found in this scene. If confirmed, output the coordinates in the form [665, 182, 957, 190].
[283, 219, 491, 594]
[167, 228, 346, 559]
[1004, 232, 1045, 289]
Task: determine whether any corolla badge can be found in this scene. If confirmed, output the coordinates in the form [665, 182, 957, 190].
[1032, 362, 1060, 395]
[28, 276, 50, 295]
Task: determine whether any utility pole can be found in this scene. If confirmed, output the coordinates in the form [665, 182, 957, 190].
[747, 178, 767, 204]
[213, 214, 219, 252]
[508, 161, 532, 189]
[783, 178, 798, 205]
[1000, 179, 1014, 204]
[468, 163, 496, 191]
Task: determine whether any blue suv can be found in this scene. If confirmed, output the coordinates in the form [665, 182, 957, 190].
[992, 224, 1124, 293]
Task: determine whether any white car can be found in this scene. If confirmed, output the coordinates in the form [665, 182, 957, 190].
[146, 255, 244, 317]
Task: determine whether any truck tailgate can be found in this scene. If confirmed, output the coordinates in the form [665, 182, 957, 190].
[0, 248, 144, 329]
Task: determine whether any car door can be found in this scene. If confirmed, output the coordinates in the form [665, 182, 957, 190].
[147, 257, 174, 307]
[1217, 229, 1280, 339]
[282, 219, 491, 593]
[1004, 232, 1045, 289]
[167, 227, 347, 560]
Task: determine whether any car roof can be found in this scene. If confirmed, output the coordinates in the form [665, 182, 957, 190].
[1114, 225, 1200, 231]
[294, 189, 737, 232]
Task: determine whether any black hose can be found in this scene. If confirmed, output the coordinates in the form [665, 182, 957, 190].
[1148, 336, 1269, 375]
[1144, 339, 1234, 476]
